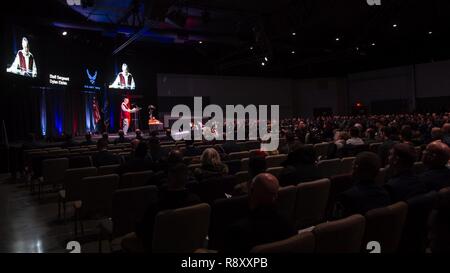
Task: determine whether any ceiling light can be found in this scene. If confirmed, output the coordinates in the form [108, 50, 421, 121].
[62, 31, 68, 36]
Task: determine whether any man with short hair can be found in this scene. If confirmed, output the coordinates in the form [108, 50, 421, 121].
[385, 143, 426, 202]
[419, 140, 450, 191]
[91, 139, 120, 167]
[334, 152, 391, 218]
[223, 173, 296, 253]
[346, 126, 365, 146]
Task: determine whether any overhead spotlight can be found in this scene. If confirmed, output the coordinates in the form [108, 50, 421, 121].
[261, 62, 266, 66]
[264, 56, 268, 62]
[292, 32, 296, 36]
[371, 42, 376, 46]
[62, 31, 68, 36]
[392, 24, 398, 28]
[198, 40, 203, 44]
[250, 46, 254, 50]
[428, 31, 433, 35]
[355, 46, 359, 51]
[291, 50, 296, 54]
[335, 37, 340, 41]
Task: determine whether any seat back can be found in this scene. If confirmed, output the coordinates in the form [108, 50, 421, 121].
[363, 201, 408, 253]
[42, 158, 69, 185]
[340, 157, 355, 175]
[412, 161, 426, 175]
[241, 158, 250, 171]
[313, 214, 366, 253]
[112, 185, 158, 237]
[224, 159, 242, 175]
[97, 164, 120, 175]
[235, 171, 250, 184]
[400, 191, 438, 252]
[63, 167, 97, 201]
[228, 151, 250, 160]
[314, 143, 330, 158]
[325, 174, 354, 219]
[266, 167, 284, 178]
[194, 175, 239, 203]
[152, 203, 211, 253]
[68, 155, 92, 168]
[120, 170, 154, 189]
[276, 185, 297, 222]
[265, 154, 287, 168]
[251, 231, 315, 253]
[375, 167, 388, 186]
[209, 195, 249, 251]
[317, 159, 341, 178]
[294, 178, 331, 229]
[80, 174, 119, 218]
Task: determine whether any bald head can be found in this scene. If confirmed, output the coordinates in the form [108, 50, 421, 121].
[249, 173, 280, 209]
[423, 140, 450, 169]
[442, 123, 450, 134]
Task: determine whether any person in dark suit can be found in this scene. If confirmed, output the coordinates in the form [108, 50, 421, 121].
[279, 144, 320, 186]
[222, 140, 241, 154]
[91, 139, 120, 167]
[222, 173, 296, 253]
[385, 143, 426, 202]
[419, 140, 450, 191]
[117, 141, 153, 175]
[80, 132, 94, 146]
[334, 152, 391, 218]
[134, 163, 201, 252]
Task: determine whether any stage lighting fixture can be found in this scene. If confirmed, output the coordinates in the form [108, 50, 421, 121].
[335, 37, 340, 41]
[261, 62, 266, 66]
[62, 31, 68, 36]
[291, 50, 296, 54]
[371, 42, 376, 46]
[198, 40, 203, 44]
[264, 57, 268, 62]
[393, 24, 398, 28]
[292, 32, 296, 36]
[250, 46, 254, 50]
[428, 31, 433, 35]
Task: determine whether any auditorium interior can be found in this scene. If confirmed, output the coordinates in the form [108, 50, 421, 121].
[1, 0, 450, 256]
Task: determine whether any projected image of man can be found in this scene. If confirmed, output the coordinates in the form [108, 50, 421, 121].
[6, 37, 37, 78]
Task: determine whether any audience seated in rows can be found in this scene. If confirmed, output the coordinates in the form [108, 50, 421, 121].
[234, 155, 267, 195]
[81, 132, 95, 146]
[118, 141, 152, 174]
[114, 130, 129, 144]
[346, 127, 365, 146]
[222, 173, 296, 253]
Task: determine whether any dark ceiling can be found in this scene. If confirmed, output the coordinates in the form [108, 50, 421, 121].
[4, 0, 450, 78]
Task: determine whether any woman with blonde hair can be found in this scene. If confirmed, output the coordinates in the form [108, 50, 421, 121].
[194, 148, 229, 181]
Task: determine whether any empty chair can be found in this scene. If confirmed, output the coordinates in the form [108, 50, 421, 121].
[152, 203, 211, 253]
[325, 174, 354, 219]
[235, 171, 250, 184]
[266, 167, 284, 178]
[227, 151, 250, 160]
[97, 164, 120, 175]
[58, 166, 97, 220]
[317, 158, 341, 178]
[98, 185, 158, 252]
[362, 202, 408, 253]
[193, 175, 239, 204]
[38, 158, 69, 199]
[313, 214, 366, 253]
[120, 170, 154, 189]
[74, 174, 120, 235]
[265, 154, 288, 168]
[224, 159, 242, 175]
[340, 157, 355, 175]
[251, 231, 315, 253]
[314, 143, 330, 159]
[276, 185, 297, 222]
[294, 178, 331, 229]
[400, 191, 438, 253]
[209, 195, 249, 251]
[68, 155, 92, 169]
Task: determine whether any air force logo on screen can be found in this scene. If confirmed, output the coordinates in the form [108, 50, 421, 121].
[86, 69, 97, 85]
